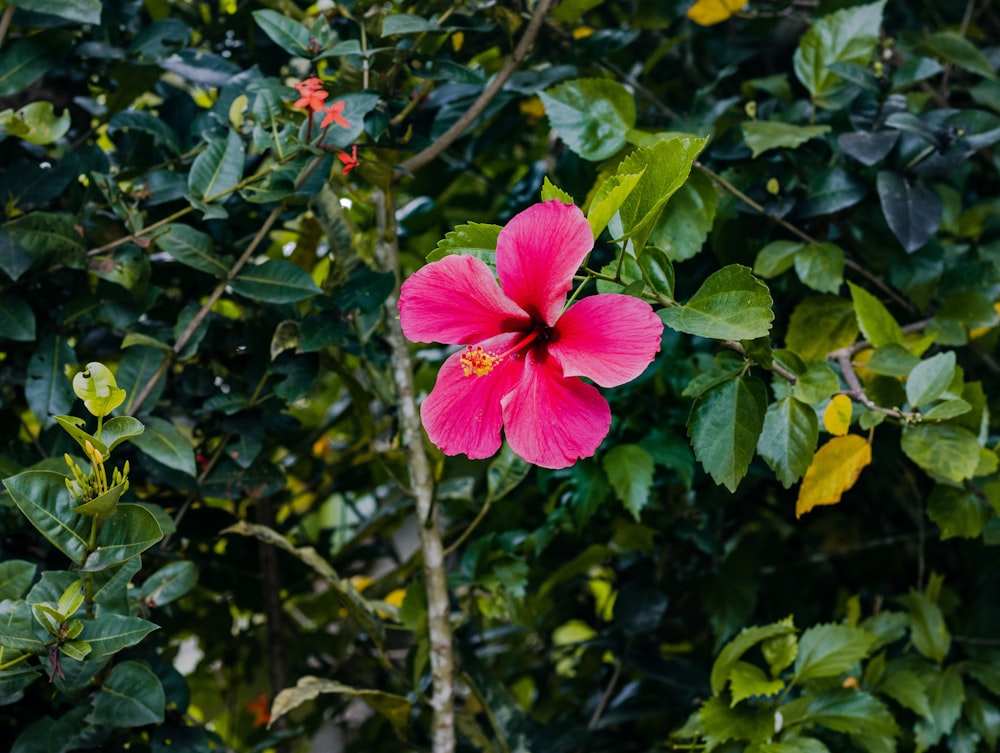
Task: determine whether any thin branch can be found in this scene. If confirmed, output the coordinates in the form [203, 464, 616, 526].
[398, 0, 554, 175]
[126, 156, 323, 417]
[695, 162, 917, 314]
[375, 187, 455, 753]
[0, 5, 16, 50]
[443, 500, 492, 557]
[829, 345, 917, 421]
[587, 658, 624, 731]
[721, 339, 798, 383]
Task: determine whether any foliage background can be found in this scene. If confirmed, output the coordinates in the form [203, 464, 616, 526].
[0, 0, 999, 751]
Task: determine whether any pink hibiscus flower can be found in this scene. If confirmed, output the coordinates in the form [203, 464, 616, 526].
[398, 200, 663, 469]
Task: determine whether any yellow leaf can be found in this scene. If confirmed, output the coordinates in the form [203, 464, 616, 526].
[823, 394, 853, 436]
[686, 0, 746, 26]
[796, 434, 871, 518]
[969, 302, 1000, 339]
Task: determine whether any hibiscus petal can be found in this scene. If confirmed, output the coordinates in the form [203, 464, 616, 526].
[399, 254, 530, 345]
[549, 294, 664, 388]
[501, 350, 611, 469]
[421, 334, 524, 460]
[496, 201, 593, 326]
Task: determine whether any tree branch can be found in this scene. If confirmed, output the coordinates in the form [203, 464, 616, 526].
[397, 0, 554, 175]
[375, 187, 455, 753]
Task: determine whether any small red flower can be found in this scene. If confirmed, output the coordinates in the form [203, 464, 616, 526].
[246, 693, 271, 729]
[338, 145, 359, 175]
[321, 100, 350, 129]
[292, 77, 328, 112]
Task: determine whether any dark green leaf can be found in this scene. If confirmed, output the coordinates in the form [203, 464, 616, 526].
[756, 395, 818, 488]
[926, 485, 990, 539]
[154, 223, 231, 277]
[101, 416, 145, 452]
[231, 259, 323, 303]
[129, 416, 196, 477]
[90, 660, 165, 727]
[252, 10, 314, 56]
[486, 443, 532, 504]
[540, 78, 636, 161]
[80, 504, 163, 572]
[915, 668, 966, 750]
[688, 375, 767, 492]
[0, 226, 35, 281]
[603, 444, 655, 520]
[660, 264, 774, 340]
[897, 588, 950, 663]
[0, 295, 35, 341]
[796, 168, 868, 218]
[82, 613, 159, 657]
[699, 694, 776, 748]
[742, 121, 831, 158]
[117, 346, 167, 416]
[7, 0, 100, 23]
[837, 130, 899, 165]
[0, 560, 37, 601]
[108, 110, 181, 154]
[918, 31, 997, 81]
[781, 689, 900, 744]
[711, 618, 797, 694]
[867, 344, 919, 376]
[0, 32, 70, 97]
[754, 241, 805, 279]
[187, 129, 245, 203]
[135, 561, 198, 608]
[638, 246, 674, 298]
[877, 171, 942, 253]
[2, 471, 88, 565]
[381, 14, 436, 35]
[648, 170, 717, 262]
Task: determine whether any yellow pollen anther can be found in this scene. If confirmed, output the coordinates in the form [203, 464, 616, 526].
[460, 346, 501, 377]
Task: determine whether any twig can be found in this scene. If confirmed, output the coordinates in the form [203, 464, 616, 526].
[587, 658, 624, 731]
[720, 339, 798, 383]
[829, 345, 917, 421]
[375, 187, 455, 753]
[443, 500, 492, 557]
[694, 162, 917, 314]
[398, 0, 554, 175]
[126, 156, 323, 416]
[0, 5, 16, 50]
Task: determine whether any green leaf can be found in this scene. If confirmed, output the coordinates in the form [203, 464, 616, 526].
[426, 222, 501, 266]
[762, 631, 799, 677]
[540, 177, 574, 204]
[897, 588, 950, 663]
[0, 560, 37, 601]
[603, 444, 655, 520]
[792, 0, 887, 109]
[699, 694, 777, 748]
[117, 346, 167, 416]
[73, 479, 127, 520]
[587, 170, 644, 239]
[711, 618, 797, 694]
[82, 613, 159, 657]
[231, 259, 323, 303]
[0, 600, 46, 653]
[688, 375, 768, 493]
[6, 0, 101, 23]
[867, 344, 920, 376]
[729, 661, 784, 704]
[271, 675, 412, 733]
[3, 471, 88, 565]
[80, 504, 163, 572]
[901, 423, 981, 483]
[797, 168, 868, 218]
[793, 362, 840, 404]
[90, 660, 165, 727]
[660, 264, 774, 340]
[742, 121, 831, 158]
[793, 624, 877, 681]
[838, 130, 899, 165]
[5, 212, 85, 267]
[25, 335, 76, 428]
[918, 31, 997, 81]
[754, 241, 805, 279]
[915, 668, 966, 750]
[647, 170, 717, 262]
[965, 687, 1000, 751]
[877, 667, 931, 717]
[877, 171, 942, 253]
[794, 243, 844, 294]
[135, 561, 198, 608]
[108, 109, 181, 154]
[781, 689, 900, 745]
[154, 223, 231, 277]
[848, 281, 903, 347]
[756, 395, 818, 488]
[188, 129, 245, 203]
[101, 416, 145, 451]
[486, 443, 532, 504]
[0, 294, 35, 341]
[252, 9, 314, 56]
[540, 78, 636, 161]
[0, 32, 70, 96]
[381, 14, 437, 35]
[926, 485, 990, 540]
[906, 351, 956, 407]
[616, 136, 708, 252]
[638, 247, 674, 299]
[129, 416, 196, 477]
[0, 101, 70, 145]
